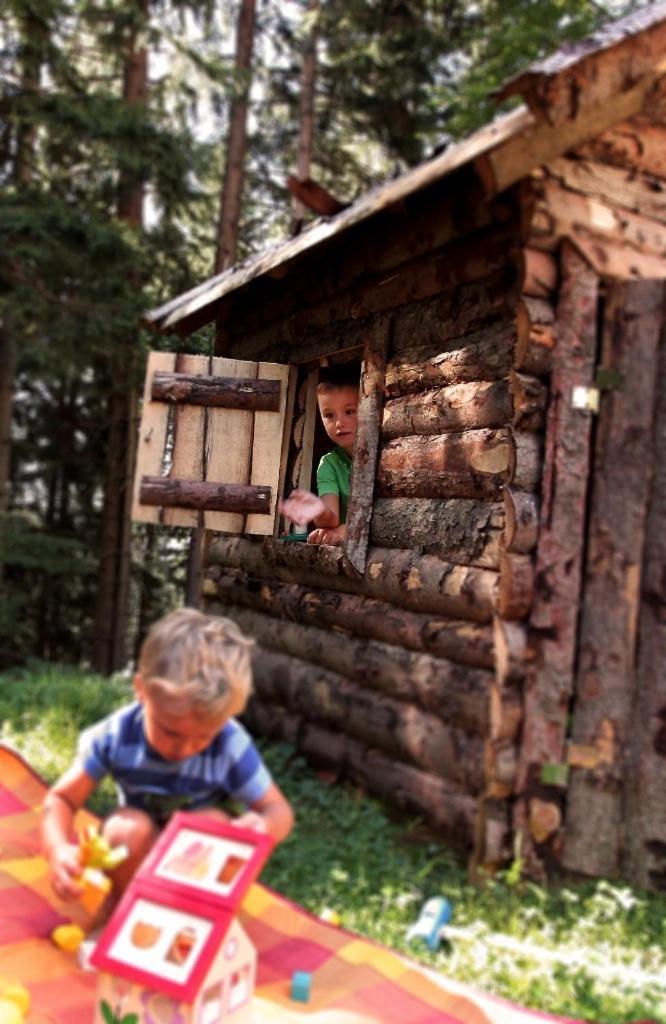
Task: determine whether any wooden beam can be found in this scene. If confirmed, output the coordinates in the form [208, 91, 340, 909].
[151, 371, 281, 410]
[206, 567, 495, 668]
[546, 156, 666, 224]
[345, 320, 388, 575]
[576, 118, 666, 179]
[513, 241, 599, 879]
[140, 477, 271, 514]
[562, 279, 665, 878]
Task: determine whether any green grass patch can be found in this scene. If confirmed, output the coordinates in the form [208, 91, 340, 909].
[1, 664, 665, 1023]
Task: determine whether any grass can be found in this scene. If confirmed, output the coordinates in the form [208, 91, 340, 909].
[1, 662, 665, 1024]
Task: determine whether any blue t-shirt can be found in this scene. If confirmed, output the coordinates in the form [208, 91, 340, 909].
[77, 702, 272, 825]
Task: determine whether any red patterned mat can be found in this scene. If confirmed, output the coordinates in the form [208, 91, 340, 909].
[0, 744, 585, 1024]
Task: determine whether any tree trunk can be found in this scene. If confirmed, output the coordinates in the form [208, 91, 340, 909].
[206, 568, 494, 668]
[290, 0, 319, 235]
[215, 0, 256, 273]
[378, 428, 513, 499]
[381, 380, 513, 439]
[563, 280, 665, 878]
[92, 1, 147, 673]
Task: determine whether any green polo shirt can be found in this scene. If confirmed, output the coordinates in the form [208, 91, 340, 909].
[316, 446, 352, 523]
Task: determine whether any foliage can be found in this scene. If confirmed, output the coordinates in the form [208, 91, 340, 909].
[3, 663, 664, 1023]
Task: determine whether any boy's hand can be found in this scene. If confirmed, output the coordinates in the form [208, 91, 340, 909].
[308, 524, 347, 546]
[232, 810, 268, 834]
[48, 842, 84, 901]
[279, 489, 327, 526]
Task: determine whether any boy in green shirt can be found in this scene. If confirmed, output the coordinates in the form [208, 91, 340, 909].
[280, 365, 358, 545]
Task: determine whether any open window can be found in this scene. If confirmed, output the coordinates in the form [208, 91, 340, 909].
[131, 326, 387, 574]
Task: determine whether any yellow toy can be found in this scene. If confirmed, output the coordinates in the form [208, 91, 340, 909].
[51, 923, 86, 953]
[0, 980, 30, 1024]
[78, 825, 128, 915]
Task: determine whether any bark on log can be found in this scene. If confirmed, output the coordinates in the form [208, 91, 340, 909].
[371, 497, 503, 568]
[562, 280, 665, 879]
[522, 247, 558, 297]
[484, 740, 519, 798]
[625, 318, 666, 892]
[346, 320, 388, 574]
[496, 551, 534, 620]
[576, 122, 666, 179]
[509, 371, 547, 431]
[385, 321, 516, 396]
[381, 380, 513, 439]
[513, 242, 599, 880]
[139, 477, 271, 514]
[242, 698, 301, 746]
[151, 371, 280, 410]
[208, 535, 498, 621]
[298, 723, 480, 847]
[378, 428, 512, 500]
[515, 296, 556, 376]
[205, 568, 494, 668]
[547, 156, 666, 225]
[250, 644, 486, 789]
[494, 617, 530, 684]
[222, 604, 514, 738]
[510, 430, 542, 492]
[503, 487, 539, 553]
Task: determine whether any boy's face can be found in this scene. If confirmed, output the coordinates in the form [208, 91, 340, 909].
[134, 676, 230, 762]
[317, 384, 359, 455]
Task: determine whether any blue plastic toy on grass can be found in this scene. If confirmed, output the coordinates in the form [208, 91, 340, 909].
[405, 897, 452, 952]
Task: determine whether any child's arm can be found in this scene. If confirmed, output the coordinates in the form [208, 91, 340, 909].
[233, 781, 294, 844]
[41, 763, 98, 901]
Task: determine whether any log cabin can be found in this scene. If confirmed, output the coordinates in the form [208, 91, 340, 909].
[135, 3, 666, 890]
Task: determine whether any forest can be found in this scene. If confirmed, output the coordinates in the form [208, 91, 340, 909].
[0, 0, 645, 674]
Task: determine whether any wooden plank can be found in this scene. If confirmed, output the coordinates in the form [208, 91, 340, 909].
[562, 279, 664, 878]
[297, 368, 319, 492]
[513, 242, 599, 879]
[132, 351, 176, 524]
[273, 365, 298, 538]
[246, 361, 290, 535]
[624, 312, 666, 891]
[205, 358, 257, 533]
[163, 354, 208, 527]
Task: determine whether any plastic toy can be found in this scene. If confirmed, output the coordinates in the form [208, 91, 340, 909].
[290, 970, 312, 1003]
[319, 907, 341, 926]
[405, 897, 452, 952]
[0, 980, 30, 1024]
[78, 825, 129, 915]
[52, 923, 86, 953]
[90, 812, 274, 1024]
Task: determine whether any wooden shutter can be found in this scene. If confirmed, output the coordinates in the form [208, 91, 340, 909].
[131, 353, 293, 536]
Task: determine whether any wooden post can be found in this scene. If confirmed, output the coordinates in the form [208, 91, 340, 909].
[513, 242, 599, 878]
[345, 321, 389, 574]
[562, 280, 665, 878]
[623, 311, 666, 890]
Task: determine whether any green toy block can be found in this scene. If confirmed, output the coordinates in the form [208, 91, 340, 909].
[540, 762, 570, 787]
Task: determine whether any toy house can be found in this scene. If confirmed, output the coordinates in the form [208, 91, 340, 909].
[90, 813, 274, 1024]
[133, 4, 666, 890]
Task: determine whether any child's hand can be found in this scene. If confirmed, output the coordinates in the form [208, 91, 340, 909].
[308, 524, 347, 546]
[232, 811, 268, 834]
[48, 841, 84, 901]
[279, 489, 327, 526]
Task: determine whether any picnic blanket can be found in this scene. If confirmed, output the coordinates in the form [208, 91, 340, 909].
[0, 743, 584, 1024]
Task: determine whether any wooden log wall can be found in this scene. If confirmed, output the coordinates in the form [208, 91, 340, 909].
[202, 174, 528, 861]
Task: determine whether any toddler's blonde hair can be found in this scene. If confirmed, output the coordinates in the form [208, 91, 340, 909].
[137, 608, 253, 718]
